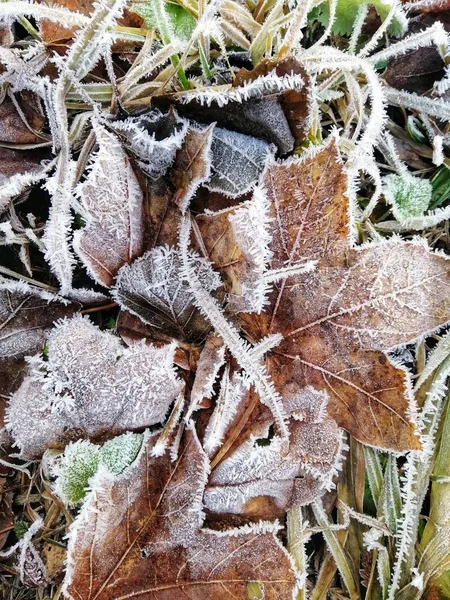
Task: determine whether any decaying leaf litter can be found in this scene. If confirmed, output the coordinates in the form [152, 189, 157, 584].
[3, 0, 450, 598]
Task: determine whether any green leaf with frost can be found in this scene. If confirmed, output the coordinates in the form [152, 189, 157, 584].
[99, 432, 143, 475]
[56, 440, 101, 505]
[383, 174, 432, 221]
[316, 0, 407, 37]
[55, 433, 143, 505]
[132, 1, 196, 42]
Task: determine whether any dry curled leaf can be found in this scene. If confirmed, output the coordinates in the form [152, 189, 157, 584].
[6, 314, 182, 458]
[217, 140, 450, 451]
[73, 123, 144, 287]
[64, 426, 298, 600]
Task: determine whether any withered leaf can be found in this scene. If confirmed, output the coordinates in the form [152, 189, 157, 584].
[233, 56, 310, 147]
[206, 127, 274, 197]
[0, 96, 45, 145]
[205, 387, 343, 521]
[0, 281, 76, 424]
[383, 13, 450, 93]
[113, 245, 221, 344]
[73, 123, 144, 287]
[6, 315, 182, 458]
[170, 124, 214, 212]
[226, 141, 450, 451]
[64, 427, 298, 600]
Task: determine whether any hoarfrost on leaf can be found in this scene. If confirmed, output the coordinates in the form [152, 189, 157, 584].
[73, 122, 144, 287]
[111, 109, 188, 180]
[205, 127, 275, 197]
[51, 432, 143, 505]
[113, 245, 221, 343]
[383, 173, 432, 221]
[6, 315, 182, 458]
[63, 427, 297, 600]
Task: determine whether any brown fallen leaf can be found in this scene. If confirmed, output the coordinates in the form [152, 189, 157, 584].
[204, 386, 343, 522]
[383, 13, 450, 93]
[0, 281, 76, 425]
[64, 426, 298, 600]
[204, 140, 450, 451]
[233, 56, 310, 148]
[113, 245, 220, 344]
[0, 95, 46, 145]
[6, 314, 182, 457]
[73, 122, 144, 287]
[170, 124, 214, 213]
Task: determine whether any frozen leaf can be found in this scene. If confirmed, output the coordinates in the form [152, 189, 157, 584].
[160, 66, 308, 154]
[383, 173, 432, 221]
[206, 127, 274, 197]
[112, 109, 188, 180]
[223, 140, 450, 451]
[0, 148, 50, 215]
[0, 95, 45, 145]
[383, 13, 450, 93]
[0, 280, 76, 424]
[204, 388, 343, 520]
[52, 440, 100, 505]
[64, 427, 298, 600]
[0, 280, 73, 361]
[233, 57, 310, 148]
[170, 124, 214, 213]
[6, 315, 182, 458]
[113, 245, 221, 343]
[73, 122, 144, 287]
[52, 432, 143, 505]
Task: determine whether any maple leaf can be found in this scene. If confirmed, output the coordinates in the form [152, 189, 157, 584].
[203, 140, 450, 452]
[64, 426, 298, 600]
[73, 122, 144, 287]
[112, 245, 221, 344]
[6, 314, 182, 457]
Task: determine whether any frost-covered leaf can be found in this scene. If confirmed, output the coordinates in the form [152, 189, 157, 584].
[52, 432, 143, 505]
[64, 427, 297, 600]
[0, 280, 76, 422]
[383, 173, 432, 221]
[0, 96, 45, 144]
[113, 245, 221, 343]
[0, 281, 73, 361]
[205, 127, 274, 197]
[221, 140, 450, 452]
[204, 388, 343, 519]
[0, 148, 50, 215]
[233, 57, 310, 148]
[170, 124, 214, 212]
[73, 122, 144, 287]
[165, 64, 309, 154]
[112, 109, 188, 180]
[6, 315, 182, 458]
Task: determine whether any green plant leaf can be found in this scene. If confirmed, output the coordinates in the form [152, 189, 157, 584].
[132, 1, 196, 42]
[383, 173, 432, 221]
[316, 0, 406, 37]
[54, 433, 144, 505]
